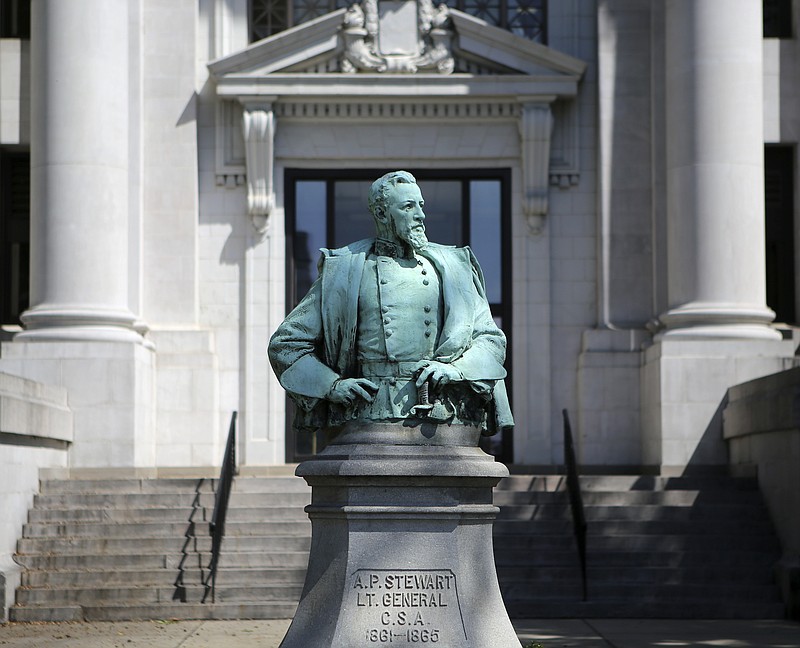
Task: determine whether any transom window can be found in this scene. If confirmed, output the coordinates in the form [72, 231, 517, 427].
[283, 169, 512, 462]
[250, 0, 546, 42]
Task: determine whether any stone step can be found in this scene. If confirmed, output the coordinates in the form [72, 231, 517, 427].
[39, 478, 217, 495]
[15, 584, 303, 606]
[494, 547, 781, 568]
[501, 581, 783, 602]
[22, 566, 307, 588]
[503, 599, 785, 620]
[21, 520, 310, 539]
[492, 533, 780, 552]
[212, 551, 310, 569]
[28, 504, 309, 524]
[33, 491, 311, 509]
[12, 472, 783, 621]
[33, 492, 203, 509]
[492, 490, 764, 506]
[17, 534, 312, 555]
[496, 563, 779, 585]
[496, 503, 772, 522]
[492, 518, 778, 535]
[14, 549, 308, 571]
[10, 601, 299, 623]
[28, 506, 207, 523]
[39, 476, 309, 496]
[230, 478, 310, 493]
[500, 475, 761, 492]
[14, 553, 180, 571]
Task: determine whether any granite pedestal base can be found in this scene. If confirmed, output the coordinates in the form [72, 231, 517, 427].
[279, 425, 520, 647]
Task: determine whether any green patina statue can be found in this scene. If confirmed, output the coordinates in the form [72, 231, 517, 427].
[268, 170, 513, 440]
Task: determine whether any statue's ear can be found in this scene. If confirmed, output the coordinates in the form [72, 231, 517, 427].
[373, 207, 388, 224]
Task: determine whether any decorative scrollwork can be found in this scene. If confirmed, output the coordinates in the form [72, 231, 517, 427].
[340, 0, 454, 74]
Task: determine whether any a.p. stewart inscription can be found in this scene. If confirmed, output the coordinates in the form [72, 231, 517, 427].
[347, 569, 467, 645]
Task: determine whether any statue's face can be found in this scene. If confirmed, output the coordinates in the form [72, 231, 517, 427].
[385, 183, 428, 250]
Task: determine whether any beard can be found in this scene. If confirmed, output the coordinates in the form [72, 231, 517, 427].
[392, 219, 429, 251]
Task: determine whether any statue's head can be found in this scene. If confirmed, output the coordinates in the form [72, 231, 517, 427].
[368, 170, 428, 251]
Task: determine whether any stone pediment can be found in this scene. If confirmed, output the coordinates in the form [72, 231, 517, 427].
[208, 4, 586, 99]
[208, 2, 587, 236]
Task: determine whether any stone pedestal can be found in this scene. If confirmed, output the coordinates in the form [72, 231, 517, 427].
[279, 425, 520, 648]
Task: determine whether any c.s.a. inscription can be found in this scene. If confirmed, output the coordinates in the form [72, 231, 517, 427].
[349, 569, 466, 645]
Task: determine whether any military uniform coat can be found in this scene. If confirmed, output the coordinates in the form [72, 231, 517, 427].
[268, 238, 514, 434]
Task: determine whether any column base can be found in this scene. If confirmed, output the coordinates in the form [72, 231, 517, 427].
[0, 340, 156, 467]
[658, 302, 780, 341]
[17, 305, 144, 344]
[641, 337, 795, 469]
[280, 436, 520, 648]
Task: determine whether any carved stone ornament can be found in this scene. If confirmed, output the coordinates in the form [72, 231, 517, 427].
[519, 102, 554, 236]
[242, 103, 276, 234]
[341, 0, 455, 74]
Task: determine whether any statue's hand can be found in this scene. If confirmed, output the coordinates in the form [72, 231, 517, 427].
[327, 378, 379, 406]
[414, 361, 463, 388]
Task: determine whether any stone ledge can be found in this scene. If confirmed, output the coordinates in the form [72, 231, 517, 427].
[0, 371, 72, 444]
[39, 464, 300, 480]
[724, 366, 800, 439]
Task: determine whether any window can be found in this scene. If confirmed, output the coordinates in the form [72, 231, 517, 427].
[250, 0, 546, 43]
[765, 146, 796, 323]
[0, 0, 30, 38]
[284, 169, 512, 461]
[446, 0, 545, 41]
[250, 0, 349, 40]
[0, 151, 30, 325]
[764, 0, 792, 38]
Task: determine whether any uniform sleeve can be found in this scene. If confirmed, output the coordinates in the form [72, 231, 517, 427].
[449, 248, 507, 382]
[268, 276, 341, 408]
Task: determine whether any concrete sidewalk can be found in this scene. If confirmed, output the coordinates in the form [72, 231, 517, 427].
[0, 619, 798, 647]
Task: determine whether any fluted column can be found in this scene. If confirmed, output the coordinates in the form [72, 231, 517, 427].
[18, 0, 141, 343]
[660, 0, 779, 340]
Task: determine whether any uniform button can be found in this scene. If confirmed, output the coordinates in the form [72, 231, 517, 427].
[421, 269, 428, 275]
[422, 279, 430, 286]
[424, 305, 431, 312]
[380, 279, 388, 285]
[425, 319, 431, 326]
[386, 330, 393, 338]
[424, 331, 432, 337]
[383, 317, 390, 324]
[381, 306, 388, 313]
[388, 355, 397, 362]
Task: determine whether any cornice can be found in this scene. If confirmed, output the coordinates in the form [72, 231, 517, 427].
[216, 73, 581, 99]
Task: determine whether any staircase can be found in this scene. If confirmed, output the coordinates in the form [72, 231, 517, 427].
[495, 474, 785, 618]
[11, 472, 785, 621]
[11, 475, 310, 621]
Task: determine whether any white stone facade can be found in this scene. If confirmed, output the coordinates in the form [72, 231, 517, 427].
[0, 0, 798, 474]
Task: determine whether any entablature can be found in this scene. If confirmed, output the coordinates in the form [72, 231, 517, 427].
[209, 2, 586, 236]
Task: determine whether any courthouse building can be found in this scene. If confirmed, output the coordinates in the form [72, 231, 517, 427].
[1, 0, 800, 617]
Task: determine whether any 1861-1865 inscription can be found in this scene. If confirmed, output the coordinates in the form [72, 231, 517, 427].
[349, 569, 466, 645]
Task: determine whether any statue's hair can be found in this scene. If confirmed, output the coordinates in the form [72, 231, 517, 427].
[368, 171, 417, 219]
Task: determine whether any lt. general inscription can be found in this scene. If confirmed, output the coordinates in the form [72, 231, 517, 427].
[350, 569, 466, 645]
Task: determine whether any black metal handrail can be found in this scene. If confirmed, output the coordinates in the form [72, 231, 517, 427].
[563, 409, 588, 601]
[203, 411, 237, 603]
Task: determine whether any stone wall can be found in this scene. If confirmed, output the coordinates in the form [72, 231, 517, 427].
[724, 366, 800, 617]
[0, 373, 72, 621]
